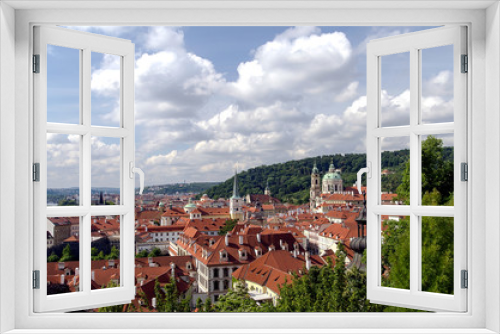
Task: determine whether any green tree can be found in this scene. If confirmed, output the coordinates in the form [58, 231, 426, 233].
[214, 280, 259, 312]
[203, 296, 213, 312]
[332, 243, 347, 312]
[195, 297, 204, 311]
[59, 244, 74, 262]
[58, 198, 77, 206]
[47, 251, 60, 262]
[384, 136, 455, 296]
[135, 249, 149, 258]
[219, 219, 238, 236]
[106, 246, 119, 260]
[148, 248, 161, 257]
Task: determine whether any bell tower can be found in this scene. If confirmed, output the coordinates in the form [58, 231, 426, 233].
[230, 169, 244, 221]
[310, 162, 321, 211]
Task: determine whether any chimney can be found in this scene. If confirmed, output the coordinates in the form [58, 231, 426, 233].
[225, 234, 229, 246]
[239, 235, 244, 245]
[75, 267, 79, 276]
[152, 297, 157, 309]
[194, 244, 197, 252]
[170, 262, 176, 277]
[148, 257, 153, 264]
[279, 239, 284, 248]
[256, 233, 261, 243]
[108, 259, 115, 268]
[60, 274, 65, 285]
[91, 270, 95, 281]
[58, 262, 65, 271]
[305, 251, 311, 270]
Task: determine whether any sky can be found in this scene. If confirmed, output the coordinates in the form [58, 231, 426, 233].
[45, 26, 454, 188]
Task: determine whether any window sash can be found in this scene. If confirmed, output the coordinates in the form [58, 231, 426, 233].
[33, 26, 136, 312]
[366, 26, 467, 312]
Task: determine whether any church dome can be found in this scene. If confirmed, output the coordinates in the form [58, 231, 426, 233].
[323, 172, 342, 181]
[184, 202, 196, 209]
[158, 201, 165, 207]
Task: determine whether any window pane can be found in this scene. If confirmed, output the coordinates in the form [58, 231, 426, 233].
[420, 134, 454, 206]
[47, 216, 80, 295]
[421, 45, 454, 124]
[381, 215, 410, 290]
[381, 136, 409, 205]
[91, 52, 121, 127]
[421, 216, 454, 294]
[380, 52, 410, 127]
[47, 45, 80, 124]
[91, 137, 121, 205]
[91, 215, 121, 289]
[47, 134, 80, 206]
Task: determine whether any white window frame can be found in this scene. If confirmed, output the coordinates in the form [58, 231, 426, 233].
[1, 1, 499, 334]
[366, 26, 467, 312]
[33, 25, 136, 312]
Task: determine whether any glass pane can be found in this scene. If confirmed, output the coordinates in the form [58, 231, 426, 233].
[381, 215, 410, 290]
[421, 45, 454, 124]
[91, 215, 121, 289]
[421, 134, 454, 206]
[47, 216, 80, 295]
[91, 137, 121, 205]
[380, 136, 409, 205]
[421, 216, 454, 294]
[91, 52, 121, 127]
[380, 52, 410, 127]
[47, 134, 80, 206]
[47, 45, 80, 124]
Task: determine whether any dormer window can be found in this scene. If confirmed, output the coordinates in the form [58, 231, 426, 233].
[219, 249, 228, 262]
[238, 249, 247, 261]
[255, 247, 262, 257]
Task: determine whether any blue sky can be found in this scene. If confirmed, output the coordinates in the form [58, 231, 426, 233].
[46, 26, 454, 188]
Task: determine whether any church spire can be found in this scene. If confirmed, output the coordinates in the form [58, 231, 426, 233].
[232, 169, 240, 199]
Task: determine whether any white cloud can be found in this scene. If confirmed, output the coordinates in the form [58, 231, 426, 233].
[335, 81, 359, 102]
[227, 27, 355, 107]
[64, 26, 457, 186]
[144, 26, 185, 52]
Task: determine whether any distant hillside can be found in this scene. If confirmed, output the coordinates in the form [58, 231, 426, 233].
[201, 148, 453, 205]
[144, 182, 221, 195]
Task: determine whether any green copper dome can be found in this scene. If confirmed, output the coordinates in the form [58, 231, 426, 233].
[159, 201, 165, 207]
[323, 172, 342, 180]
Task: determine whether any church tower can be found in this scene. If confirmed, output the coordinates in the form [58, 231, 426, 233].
[310, 162, 321, 211]
[264, 179, 271, 196]
[230, 169, 244, 221]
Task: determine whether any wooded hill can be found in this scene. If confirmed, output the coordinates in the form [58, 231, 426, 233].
[201, 148, 453, 205]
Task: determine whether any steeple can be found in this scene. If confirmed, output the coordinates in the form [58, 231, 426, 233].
[264, 179, 271, 196]
[312, 160, 319, 174]
[232, 169, 240, 199]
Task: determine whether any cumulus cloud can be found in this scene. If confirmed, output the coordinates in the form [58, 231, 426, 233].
[227, 27, 355, 107]
[76, 26, 456, 186]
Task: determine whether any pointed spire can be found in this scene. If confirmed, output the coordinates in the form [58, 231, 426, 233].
[312, 160, 319, 174]
[232, 168, 240, 199]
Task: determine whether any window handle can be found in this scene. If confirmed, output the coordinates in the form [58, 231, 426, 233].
[357, 162, 371, 194]
[129, 161, 145, 195]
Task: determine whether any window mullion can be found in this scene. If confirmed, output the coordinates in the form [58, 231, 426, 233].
[409, 47, 420, 293]
[81, 47, 92, 294]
